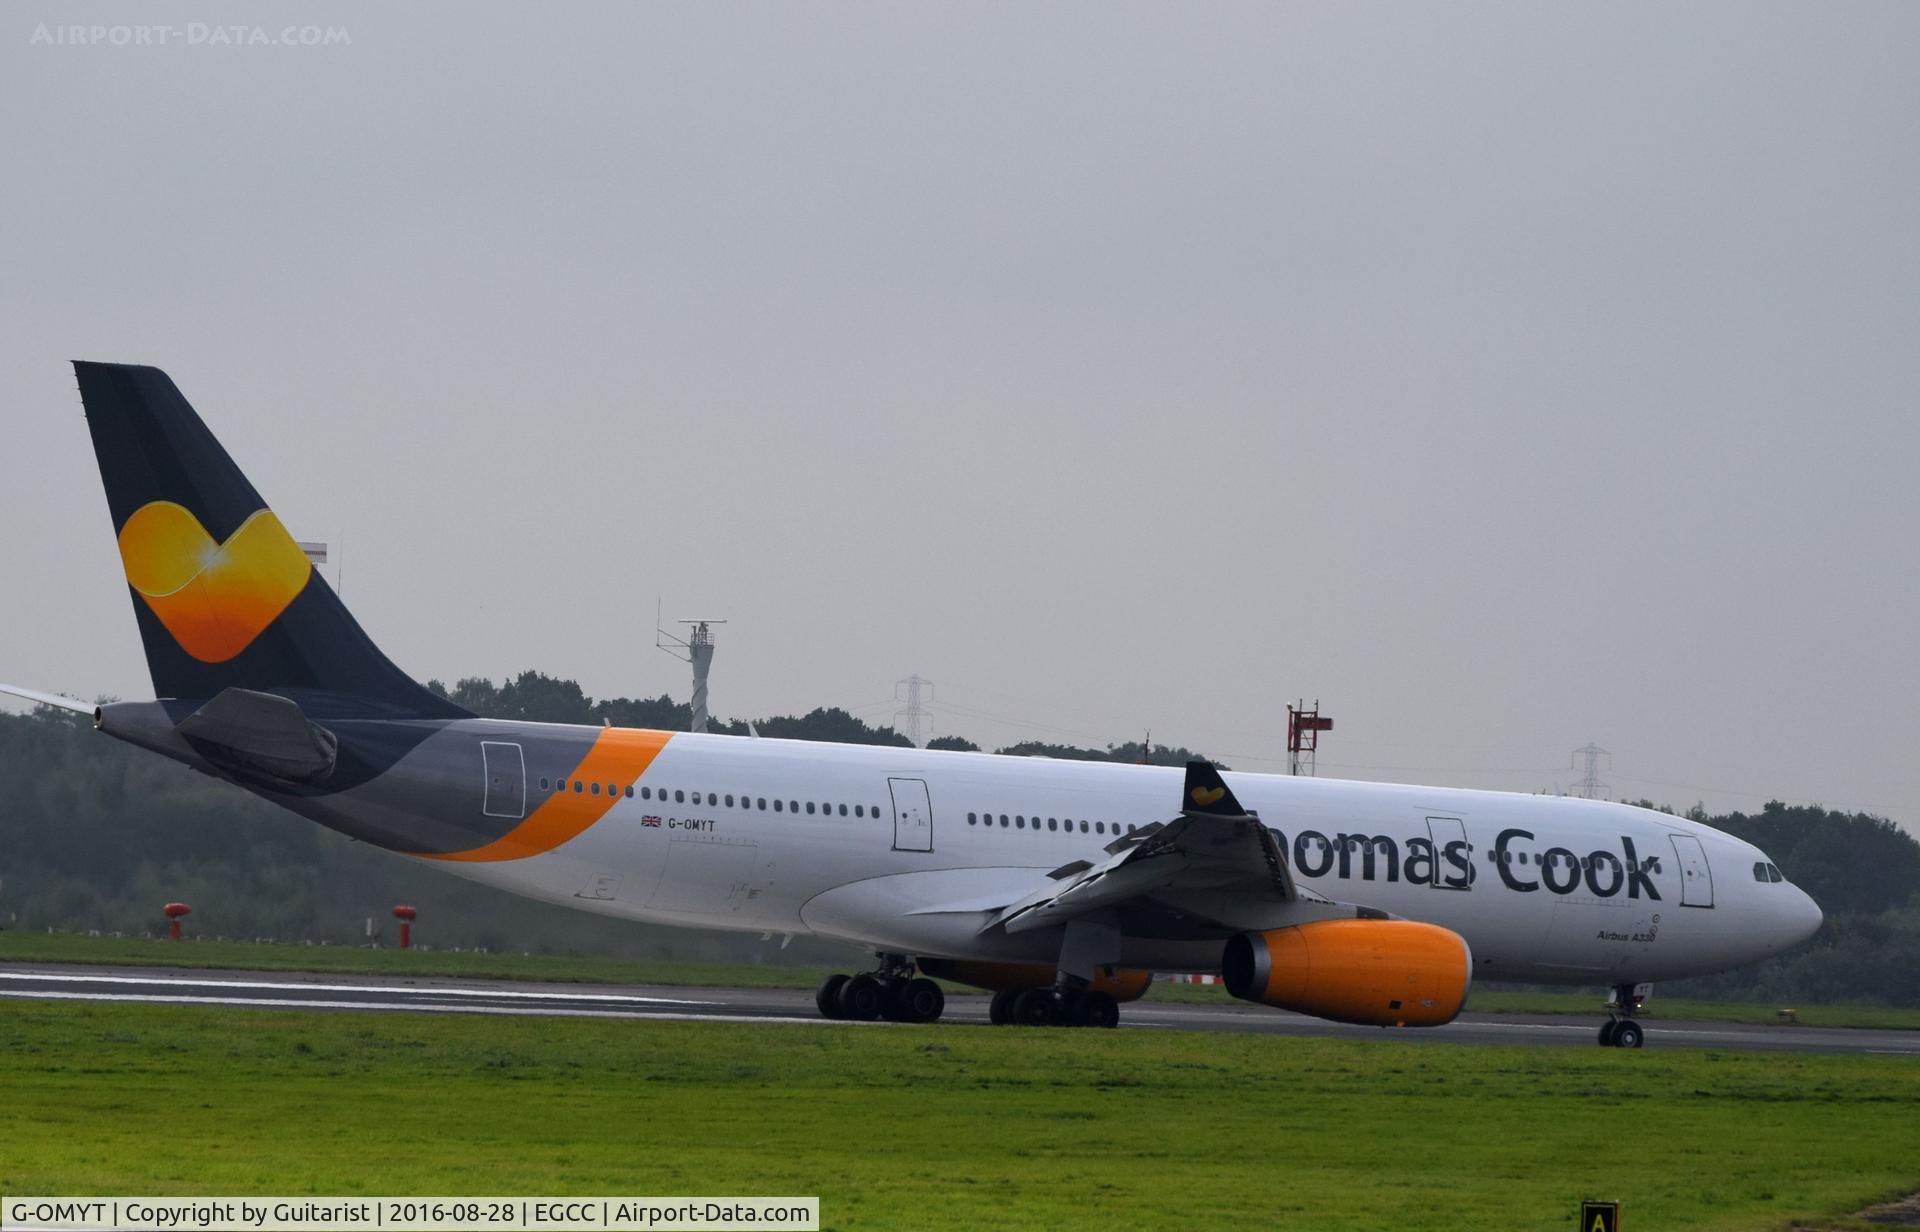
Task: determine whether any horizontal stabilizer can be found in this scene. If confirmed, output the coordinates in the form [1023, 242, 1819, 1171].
[0, 684, 96, 715]
[175, 687, 338, 783]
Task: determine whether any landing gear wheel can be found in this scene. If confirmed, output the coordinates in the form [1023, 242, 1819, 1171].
[1598, 1019, 1619, 1047]
[1011, 987, 1061, 1026]
[1613, 1019, 1645, 1049]
[1079, 990, 1120, 1029]
[988, 989, 1017, 1025]
[892, 978, 946, 1024]
[837, 973, 884, 1021]
[815, 974, 850, 1020]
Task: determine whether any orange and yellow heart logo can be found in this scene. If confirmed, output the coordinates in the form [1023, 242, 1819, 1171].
[117, 501, 312, 663]
[1190, 785, 1226, 807]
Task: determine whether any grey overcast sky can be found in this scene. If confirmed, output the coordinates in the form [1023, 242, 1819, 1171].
[2, 3, 1915, 827]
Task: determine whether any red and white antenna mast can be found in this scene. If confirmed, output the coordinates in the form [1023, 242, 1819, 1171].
[1286, 700, 1332, 776]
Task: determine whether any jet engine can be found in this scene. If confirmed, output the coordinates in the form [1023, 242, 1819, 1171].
[1220, 918, 1472, 1027]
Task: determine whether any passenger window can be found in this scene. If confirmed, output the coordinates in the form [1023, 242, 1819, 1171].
[968, 812, 977, 825]
[838, 804, 848, 816]
[1079, 821, 1088, 833]
[624, 785, 634, 798]
[806, 802, 816, 814]
[1048, 818, 1058, 831]
[1000, 815, 1009, 828]
[606, 783, 617, 796]
[774, 799, 783, 812]
[1016, 817, 1025, 829]
[573, 780, 584, 793]
[854, 805, 863, 817]
[791, 801, 800, 814]
[757, 797, 767, 810]
[539, 777, 549, 791]
[590, 783, 601, 796]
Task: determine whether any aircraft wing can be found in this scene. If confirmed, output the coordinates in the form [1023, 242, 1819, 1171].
[0, 683, 96, 714]
[987, 761, 1350, 937]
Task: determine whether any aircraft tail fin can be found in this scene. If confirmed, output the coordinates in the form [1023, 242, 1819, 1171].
[1182, 759, 1251, 817]
[72, 361, 463, 718]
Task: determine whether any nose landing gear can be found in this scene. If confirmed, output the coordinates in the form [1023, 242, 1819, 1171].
[1598, 982, 1648, 1048]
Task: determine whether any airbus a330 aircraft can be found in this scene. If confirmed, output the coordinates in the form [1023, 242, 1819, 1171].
[4, 363, 1824, 1047]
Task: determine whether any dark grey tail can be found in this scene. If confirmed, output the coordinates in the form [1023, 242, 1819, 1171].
[75, 361, 464, 719]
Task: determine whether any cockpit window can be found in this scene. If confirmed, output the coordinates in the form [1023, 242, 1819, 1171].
[1754, 861, 1786, 884]
[1753, 861, 1769, 883]
[1767, 863, 1784, 883]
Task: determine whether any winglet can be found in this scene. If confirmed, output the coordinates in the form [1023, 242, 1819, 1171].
[1183, 760, 1249, 817]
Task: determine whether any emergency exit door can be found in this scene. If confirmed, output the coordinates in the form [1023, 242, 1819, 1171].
[889, 778, 933, 852]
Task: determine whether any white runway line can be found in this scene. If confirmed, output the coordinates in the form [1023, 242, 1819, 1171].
[0, 988, 847, 1026]
[0, 970, 715, 1006]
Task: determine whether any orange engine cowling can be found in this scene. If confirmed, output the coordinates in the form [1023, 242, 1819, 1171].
[916, 957, 1153, 1003]
[1221, 918, 1472, 1027]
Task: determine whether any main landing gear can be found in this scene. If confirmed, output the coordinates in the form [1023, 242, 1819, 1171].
[1598, 982, 1647, 1048]
[986, 985, 1120, 1029]
[815, 955, 946, 1024]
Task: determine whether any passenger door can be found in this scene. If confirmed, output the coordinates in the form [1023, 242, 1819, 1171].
[480, 741, 526, 819]
[1426, 816, 1471, 889]
[889, 777, 933, 852]
[1669, 834, 1715, 907]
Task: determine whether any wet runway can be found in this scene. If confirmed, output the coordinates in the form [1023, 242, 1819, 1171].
[3, 963, 1914, 1054]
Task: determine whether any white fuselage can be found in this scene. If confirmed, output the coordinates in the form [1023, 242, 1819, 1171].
[430, 728, 1823, 986]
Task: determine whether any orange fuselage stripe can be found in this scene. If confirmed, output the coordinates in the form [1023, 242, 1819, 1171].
[427, 728, 673, 863]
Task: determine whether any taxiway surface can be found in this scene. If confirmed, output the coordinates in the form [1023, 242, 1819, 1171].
[2, 963, 1912, 1054]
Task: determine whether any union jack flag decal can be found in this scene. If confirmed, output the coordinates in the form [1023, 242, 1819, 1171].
[640, 815, 662, 828]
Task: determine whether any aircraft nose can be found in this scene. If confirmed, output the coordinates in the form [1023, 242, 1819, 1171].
[1793, 888, 1825, 943]
[1789, 886, 1820, 936]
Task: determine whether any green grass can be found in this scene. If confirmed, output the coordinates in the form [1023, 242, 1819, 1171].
[2, 1000, 1916, 1231]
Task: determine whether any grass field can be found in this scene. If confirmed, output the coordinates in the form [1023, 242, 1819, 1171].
[2, 999, 1916, 1231]
[8, 931, 1920, 1030]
